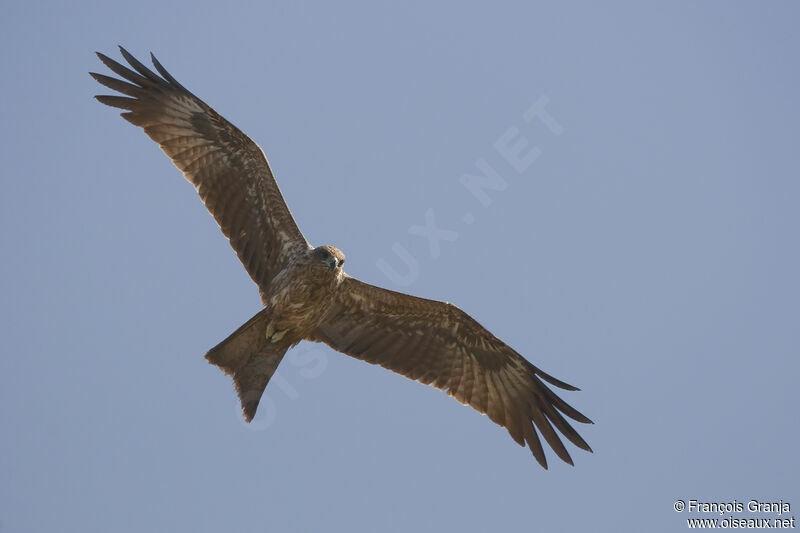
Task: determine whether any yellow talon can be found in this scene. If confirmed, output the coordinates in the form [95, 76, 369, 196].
[265, 321, 287, 342]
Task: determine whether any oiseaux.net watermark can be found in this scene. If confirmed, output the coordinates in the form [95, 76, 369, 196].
[675, 499, 795, 529]
[239, 95, 565, 430]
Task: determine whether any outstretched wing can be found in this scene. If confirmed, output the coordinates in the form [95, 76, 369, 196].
[91, 47, 309, 301]
[310, 277, 593, 468]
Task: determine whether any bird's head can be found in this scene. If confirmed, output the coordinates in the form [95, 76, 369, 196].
[312, 245, 346, 271]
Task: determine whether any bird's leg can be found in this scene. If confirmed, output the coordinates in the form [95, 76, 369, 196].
[265, 321, 288, 343]
[270, 329, 287, 343]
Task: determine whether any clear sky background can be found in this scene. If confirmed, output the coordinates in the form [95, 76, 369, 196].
[1, 2, 798, 532]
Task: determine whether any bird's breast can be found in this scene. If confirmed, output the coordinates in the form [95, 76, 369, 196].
[265, 264, 340, 336]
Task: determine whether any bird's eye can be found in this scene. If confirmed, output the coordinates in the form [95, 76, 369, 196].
[338, 259, 345, 267]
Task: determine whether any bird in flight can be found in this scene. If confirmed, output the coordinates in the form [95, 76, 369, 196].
[92, 47, 593, 468]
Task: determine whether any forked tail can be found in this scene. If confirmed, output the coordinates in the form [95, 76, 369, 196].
[205, 308, 289, 422]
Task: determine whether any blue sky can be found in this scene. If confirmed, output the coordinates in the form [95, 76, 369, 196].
[1, 1, 798, 531]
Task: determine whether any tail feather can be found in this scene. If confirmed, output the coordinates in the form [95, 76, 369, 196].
[206, 308, 271, 375]
[205, 308, 289, 422]
[232, 348, 286, 422]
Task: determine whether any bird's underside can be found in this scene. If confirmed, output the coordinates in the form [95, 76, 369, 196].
[92, 46, 594, 469]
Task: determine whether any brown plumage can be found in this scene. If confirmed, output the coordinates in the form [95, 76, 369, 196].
[92, 47, 593, 468]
